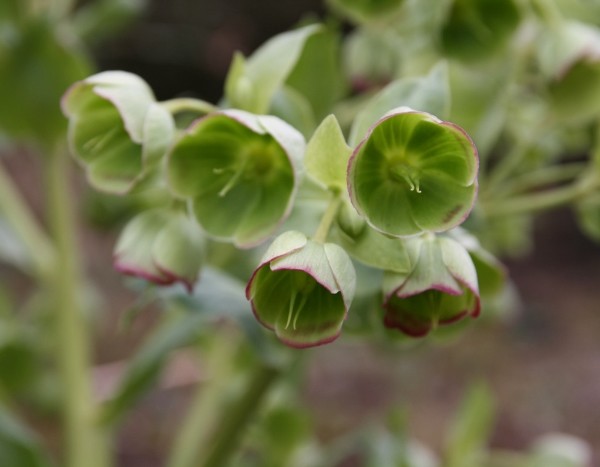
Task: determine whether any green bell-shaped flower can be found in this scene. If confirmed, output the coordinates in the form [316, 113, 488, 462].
[382, 234, 480, 337]
[439, 0, 521, 61]
[347, 108, 478, 237]
[246, 231, 356, 348]
[114, 209, 204, 292]
[168, 110, 304, 248]
[62, 71, 175, 194]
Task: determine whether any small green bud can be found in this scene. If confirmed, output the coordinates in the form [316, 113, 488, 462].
[246, 231, 356, 348]
[114, 209, 204, 292]
[61, 71, 175, 194]
[168, 110, 304, 248]
[347, 108, 478, 237]
[383, 234, 480, 337]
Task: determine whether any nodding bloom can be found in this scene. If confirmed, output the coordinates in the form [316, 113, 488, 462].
[382, 234, 480, 337]
[246, 231, 356, 348]
[168, 110, 304, 248]
[114, 209, 204, 293]
[347, 108, 478, 237]
[62, 71, 174, 194]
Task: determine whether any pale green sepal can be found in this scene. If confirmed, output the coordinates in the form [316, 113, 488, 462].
[305, 114, 352, 190]
[349, 62, 450, 146]
[225, 24, 321, 114]
[260, 230, 308, 264]
[323, 242, 357, 310]
[438, 236, 479, 296]
[142, 102, 175, 168]
[257, 114, 306, 170]
[270, 86, 317, 138]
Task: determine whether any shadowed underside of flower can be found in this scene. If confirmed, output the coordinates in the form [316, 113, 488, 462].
[246, 231, 356, 348]
[348, 109, 478, 237]
[383, 235, 480, 337]
[168, 110, 304, 248]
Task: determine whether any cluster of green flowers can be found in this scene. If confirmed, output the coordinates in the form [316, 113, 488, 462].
[62, 59, 500, 348]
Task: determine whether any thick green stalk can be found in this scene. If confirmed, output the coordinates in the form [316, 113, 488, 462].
[45, 148, 111, 467]
[313, 194, 343, 244]
[0, 162, 55, 279]
[161, 98, 218, 116]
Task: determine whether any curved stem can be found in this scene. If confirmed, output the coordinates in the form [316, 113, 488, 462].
[46, 147, 111, 467]
[495, 162, 586, 196]
[160, 98, 218, 117]
[0, 162, 55, 279]
[313, 194, 343, 244]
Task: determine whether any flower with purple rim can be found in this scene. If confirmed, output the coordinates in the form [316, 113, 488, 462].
[347, 107, 478, 237]
[114, 209, 204, 293]
[382, 234, 480, 337]
[246, 230, 356, 348]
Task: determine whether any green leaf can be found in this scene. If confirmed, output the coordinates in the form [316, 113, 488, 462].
[270, 86, 317, 139]
[0, 218, 31, 272]
[0, 404, 54, 467]
[327, 0, 405, 24]
[286, 27, 346, 121]
[444, 382, 495, 467]
[349, 62, 450, 145]
[73, 0, 146, 45]
[224, 24, 321, 114]
[305, 115, 352, 190]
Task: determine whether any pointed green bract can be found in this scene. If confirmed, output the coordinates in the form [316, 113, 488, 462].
[224, 24, 321, 114]
[348, 109, 478, 237]
[167, 110, 304, 247]
[305, 115, 352, 191]
[382, 234, 480, 337]
[246, 231, 356, 348]
[62, 71, 174, 194]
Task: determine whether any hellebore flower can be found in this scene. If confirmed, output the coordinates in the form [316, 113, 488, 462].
[62, 71, 174, 194]
[348, 108, 478, 237]
[168, 110, 304, 248]
[114, 209, 204, 293]
[246, 231, 356, 348]
[382, 234, 480, 337]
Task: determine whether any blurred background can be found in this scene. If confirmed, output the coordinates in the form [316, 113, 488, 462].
[1, 0, 600, 465]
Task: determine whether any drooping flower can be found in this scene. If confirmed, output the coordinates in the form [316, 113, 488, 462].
[382, 234, 480, 337]
[62, 71, 174, 194]
[114, 209, 204, 292]
[348, 108, 478, 237]
[246, 231, 356, 348]
[168, 110, 304, 248]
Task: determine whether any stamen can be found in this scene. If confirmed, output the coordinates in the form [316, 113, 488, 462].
[218, 159, 247, 197]
[83, 127, 119, 154]
[285, 290, 297, 330]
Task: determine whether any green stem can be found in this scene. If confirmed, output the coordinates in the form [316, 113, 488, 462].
[495, 162, 586, 196]
[0, 162, 55, 279]
[167, 332, 281, 467]
[45, 148, 111, 467]
[313, 194, 343, 244]
[161, 98, 218, 117]
[484, 142, 530, 195]
[483, 173, 600, 217]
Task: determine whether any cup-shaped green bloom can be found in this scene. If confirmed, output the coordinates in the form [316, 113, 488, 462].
[168, 110, 304, 247]
[62, 71, 174, 194]
[439, 0, 521, 61]
[382, 234, 480, 337]
[348, 108, 478, 237]
[114, 209, 204, 292]
[246, 231, 356, 348]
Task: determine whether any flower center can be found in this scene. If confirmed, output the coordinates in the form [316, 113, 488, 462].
[389, 160, 422, 193]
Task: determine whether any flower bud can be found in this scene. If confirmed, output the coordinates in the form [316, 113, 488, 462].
[114, 209, 204, 292]
[382, 234, 480, 337]
[246, 231, 356, 348]
[62, 71, 174, 194]
[168, 110, 304, 248]
[347, 108, 478, 237]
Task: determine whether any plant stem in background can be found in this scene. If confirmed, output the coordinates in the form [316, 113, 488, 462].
[46, 147, 111, 467]
[160, 98, 218, 117]
[313, 194, 343, 243]
[167, 330, 281, 467]
[0, 162, 55, 280]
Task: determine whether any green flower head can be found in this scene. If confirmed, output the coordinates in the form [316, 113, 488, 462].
[168, 110, 305, 248]
[383, 234, 480, 337]
[114, 209, 204, 293]
[347, 108, 478, 237]
[62, 71, 174, 194]
[246, 231, 356, 348]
